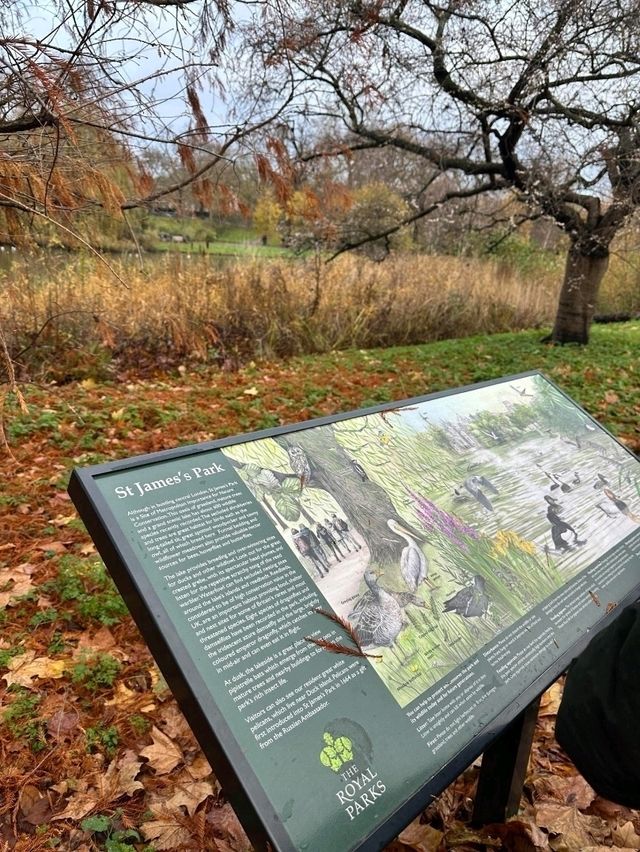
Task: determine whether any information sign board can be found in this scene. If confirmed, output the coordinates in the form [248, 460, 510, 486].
[68, 372, 640, 852]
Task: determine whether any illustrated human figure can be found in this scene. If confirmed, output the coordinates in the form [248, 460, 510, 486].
[331, 513, 362, 552]
[299, 524, 330, 570]
[316, 522, 345, 561]
[292, 528, 328, 577]
[325, 517, 352, 554]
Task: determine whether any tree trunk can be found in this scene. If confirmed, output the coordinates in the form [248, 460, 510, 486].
[275, 430, 422, 567]
[551, 242, 609, 344]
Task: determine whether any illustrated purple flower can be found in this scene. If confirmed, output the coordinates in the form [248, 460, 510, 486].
[410, 490, 479, 550]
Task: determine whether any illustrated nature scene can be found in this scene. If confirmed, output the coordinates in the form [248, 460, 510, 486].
[222, 374, 640, 707]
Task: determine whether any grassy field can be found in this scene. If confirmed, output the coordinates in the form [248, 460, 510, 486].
[1, 324, 639, 849]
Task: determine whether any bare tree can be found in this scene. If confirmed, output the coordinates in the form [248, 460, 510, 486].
[240, 0, 640, 343]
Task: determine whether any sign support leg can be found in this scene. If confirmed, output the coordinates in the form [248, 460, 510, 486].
[472, 695, 541, 825]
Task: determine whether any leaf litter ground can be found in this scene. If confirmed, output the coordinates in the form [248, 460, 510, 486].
[1, 324, 639, 851]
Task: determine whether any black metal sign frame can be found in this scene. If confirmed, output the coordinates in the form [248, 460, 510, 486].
[68, 371, 640, 852]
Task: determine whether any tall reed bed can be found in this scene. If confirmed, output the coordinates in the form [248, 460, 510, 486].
[2, 248, 637, 378]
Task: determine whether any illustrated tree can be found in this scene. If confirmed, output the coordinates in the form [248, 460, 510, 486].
[273, 428, 424, 566]
[223, 425, 426, 567]
[241, 0, 640, 343]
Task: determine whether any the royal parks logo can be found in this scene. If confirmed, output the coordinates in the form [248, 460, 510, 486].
[319, 732, 353, 772]
[318, 730, 387, 821]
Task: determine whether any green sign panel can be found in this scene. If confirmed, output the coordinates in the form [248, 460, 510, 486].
[69, 372, 640, 851]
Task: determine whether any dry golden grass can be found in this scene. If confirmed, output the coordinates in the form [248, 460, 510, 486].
[2, 249, 638, 378]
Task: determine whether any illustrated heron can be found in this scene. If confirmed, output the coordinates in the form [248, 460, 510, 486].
[387, 519, 429, 591]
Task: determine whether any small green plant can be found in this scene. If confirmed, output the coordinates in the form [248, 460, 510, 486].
[29, 608, 59, 629]
[2, 690, 46, 752]
[44, 556, 128, 626]
[86, 724, 119, 757]
[130, 714, 151, 736]
[0, 644, 23, 669]
[80, 811, 142, 851]
[47, 631, 67, 655]
[71, 652, 121, 692]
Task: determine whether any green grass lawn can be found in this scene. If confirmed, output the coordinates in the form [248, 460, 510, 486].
[152, 239, 296, 258]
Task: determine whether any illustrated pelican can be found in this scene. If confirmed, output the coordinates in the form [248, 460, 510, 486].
[387, 519, 429, 591]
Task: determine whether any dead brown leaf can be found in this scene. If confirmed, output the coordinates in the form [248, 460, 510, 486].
[46, 708, 80, 739]
[538, 682, 563, 717]
[613, 821, 640, 849]
[484, 819, 550, 851]
[3, 651, 66, 688]
[54, 753, 143, 821]
[397, 818, 443, 851]
[35, 540, 68, 554]
[73, 626, 128, 661]
[582, 848, 637, 851]
[531, 774, 596, 810]
[140, 814, 193, 850]
[159, 702, 193, 742]
[186, 753, 214, 781]
[164, 778, 214, 817]
[206, 801, 252, 850]
[535, 802, 609, 852]
[140, 725, 183, 775]
[604, 390, 620, 404]
[0, 564, 35, 607]
[20, 784, 53, 825]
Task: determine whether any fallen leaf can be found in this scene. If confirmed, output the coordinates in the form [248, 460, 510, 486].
[159, 703, 193, 742]
[3, 652, 66, 688]
[164, 779, 214, 816]
[604, 390, 620, 404]
[398, 818, 443, 851]
[35, 540, 68, 554]
[0, 564, 35, 607]
[613, 822, 640, 849]
[206, 802, 252, 850]
[186, 753, 213, 781]
[532, 774, 596, 810]
[73, 626, 123, 659]
[79, 542, 95, 555]
[51, 514, 76, 527]
[535, 802, 608, 852]
[141, 726, 183, 774]
[243, 386, 259, 396]
[141, 815, 193, 850]
[47, 708, 80, 739]
[54, 753, 143, 820]
[20, 784, 52, 825]
[539, 682, 563, 717]
[484, 819, 550, 851]
[104, 682, 140, 708]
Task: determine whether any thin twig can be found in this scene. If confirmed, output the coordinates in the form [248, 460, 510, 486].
[305, 607, 382, 659]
